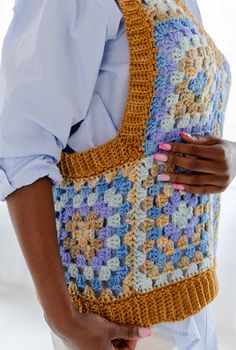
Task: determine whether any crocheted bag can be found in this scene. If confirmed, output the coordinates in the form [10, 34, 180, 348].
[52, 0, 231, 327]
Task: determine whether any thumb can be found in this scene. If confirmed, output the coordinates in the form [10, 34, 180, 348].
[179, 131, 218, 145]
[111, 324, 151, 340]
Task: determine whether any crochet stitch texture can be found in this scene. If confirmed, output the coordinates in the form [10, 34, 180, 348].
[51, 0, 231, 327]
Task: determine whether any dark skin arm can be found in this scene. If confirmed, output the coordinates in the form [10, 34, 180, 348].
[154, 132, 236, 194]
[5, 176, 151, 350]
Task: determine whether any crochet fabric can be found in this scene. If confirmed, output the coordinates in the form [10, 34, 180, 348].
[52, 0, 231, 327]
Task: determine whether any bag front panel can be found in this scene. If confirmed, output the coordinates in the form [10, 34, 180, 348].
[141, 0, 231, 156]
[52, 0, 231, 322]
[54, 155, 216, 301]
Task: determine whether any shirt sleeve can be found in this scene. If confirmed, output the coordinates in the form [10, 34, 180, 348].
[0, 0, 111, 201]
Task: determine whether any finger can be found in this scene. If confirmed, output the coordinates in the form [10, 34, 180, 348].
[110, 325, 151, 341]
[154, 152, 221, 174]
[158, 142, 225, 161]
[125, 339, 138, 350]
[118, 344, 136, 350]
[158, 173, 224, 187]
[118, 344, 133, 350]
[170, 183, 224, 194]
[179, 132, 219, 145]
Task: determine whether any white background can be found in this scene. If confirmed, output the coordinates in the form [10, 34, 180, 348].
[0, 1, 236, 349]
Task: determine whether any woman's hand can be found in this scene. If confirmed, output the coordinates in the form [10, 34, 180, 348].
[46, 306, 151, 350]
[154, 131, 236, 194]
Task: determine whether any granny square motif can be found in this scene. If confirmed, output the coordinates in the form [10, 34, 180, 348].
[53, 0, 231, 327]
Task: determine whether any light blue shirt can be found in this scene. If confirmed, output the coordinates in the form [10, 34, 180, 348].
[0, 1, 218, 349]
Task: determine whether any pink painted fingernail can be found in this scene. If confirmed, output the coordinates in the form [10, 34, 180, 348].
[158, 174, 170, 181]
[153, 153, 168, 162]
[179, 131, 198, 140]
[179, 131, 191, 137]
[172, 184, 185, 190]
[159, 143, 172, 151]
[139, 328, 152, 337]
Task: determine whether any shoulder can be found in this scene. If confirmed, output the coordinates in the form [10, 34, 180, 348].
[8, 0, 123, 35]
[92, 0, 123, 38]
[2, 0, 123, 60]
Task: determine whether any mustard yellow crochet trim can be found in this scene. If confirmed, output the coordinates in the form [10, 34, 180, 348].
[57, 0, 224, 180]
[34, 263, 218, 327]
[34, 268, 218, 328]
[65, 264, 218, 327]
[57, 0, 156, 179]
